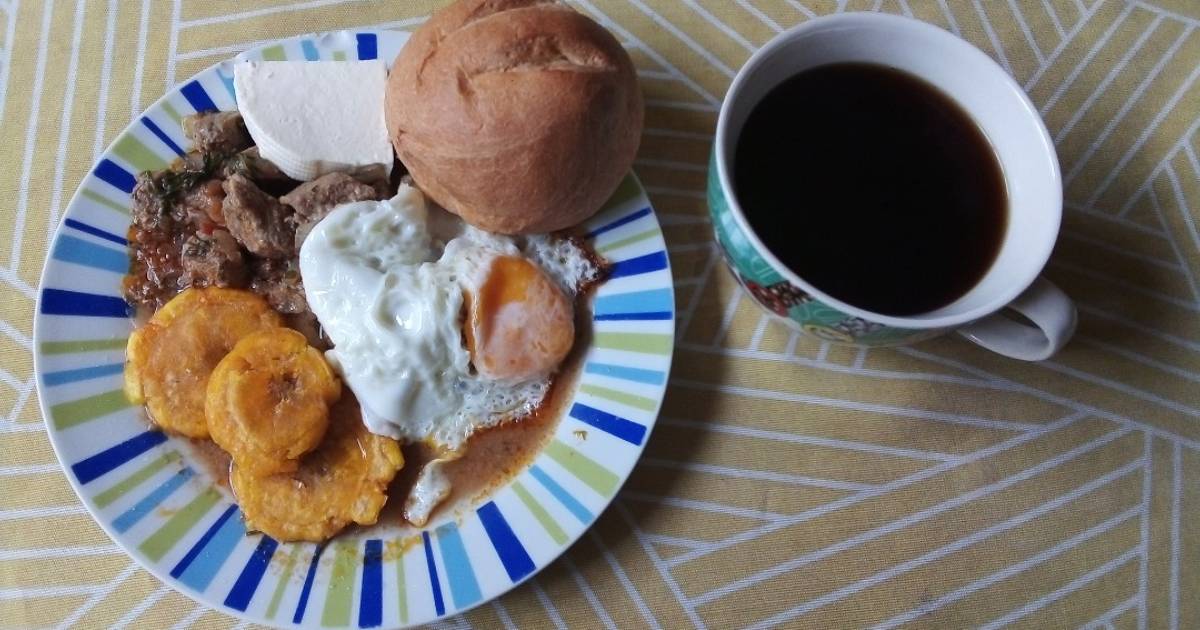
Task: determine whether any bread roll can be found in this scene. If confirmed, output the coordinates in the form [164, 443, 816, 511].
[385, 0, 643, 234]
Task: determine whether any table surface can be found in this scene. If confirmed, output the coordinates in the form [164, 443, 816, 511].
[3, 0, 1199, 628]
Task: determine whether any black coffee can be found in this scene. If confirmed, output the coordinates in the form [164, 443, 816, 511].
[733, 62, 1007, 316]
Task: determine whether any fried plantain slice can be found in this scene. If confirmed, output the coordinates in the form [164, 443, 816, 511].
[207, 328, 340, 475]
[125, 287, 282, 438]
[231, 397, 404, 542]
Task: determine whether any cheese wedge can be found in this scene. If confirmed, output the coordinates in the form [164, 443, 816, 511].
[233, 60, 392, 181]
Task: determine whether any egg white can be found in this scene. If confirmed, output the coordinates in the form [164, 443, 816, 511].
[298, 184, 597, 451]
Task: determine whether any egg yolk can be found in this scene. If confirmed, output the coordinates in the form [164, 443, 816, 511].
[465, 256, 574, 381]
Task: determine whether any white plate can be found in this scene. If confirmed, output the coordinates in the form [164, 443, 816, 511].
[34, 29, 674, 629]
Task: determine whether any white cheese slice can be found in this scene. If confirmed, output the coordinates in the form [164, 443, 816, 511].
[233, 60, 392, 181]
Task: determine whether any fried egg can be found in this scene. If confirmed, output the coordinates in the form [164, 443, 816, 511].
[298, 184, 598, 452]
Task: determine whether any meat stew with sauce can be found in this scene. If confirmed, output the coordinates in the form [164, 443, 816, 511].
[123, 110, 395, 315]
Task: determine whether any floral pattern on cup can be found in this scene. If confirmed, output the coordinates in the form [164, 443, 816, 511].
[744, 279, 811, 316]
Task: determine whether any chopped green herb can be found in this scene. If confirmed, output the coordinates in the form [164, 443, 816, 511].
[152, 151, 228, 214]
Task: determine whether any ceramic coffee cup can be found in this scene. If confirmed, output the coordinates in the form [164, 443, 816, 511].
[708, 12, 1077, 361]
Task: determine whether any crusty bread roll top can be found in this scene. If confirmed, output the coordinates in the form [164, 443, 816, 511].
[385, 0, 644, 234]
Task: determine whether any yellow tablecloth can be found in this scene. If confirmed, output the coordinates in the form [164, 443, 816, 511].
[3, 0, 1198, 628]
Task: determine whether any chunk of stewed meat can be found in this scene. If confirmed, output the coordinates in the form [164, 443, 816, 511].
[180, 229, 248, 288]
[221, 174, 295, 258]
[281, 172, 384, 249]
[131, 152, 228, 231]
[176, 178, 226, 228]
[293, 221, 317, 252]
[281, 172, 382, 222]
[177, 151, 208, 172]
[130, 172, 171, 231]
[352, 164, 393, 199]
[222, 147, 292, 184]
[182, 111, 252, 154]
[249, 258, 308, 314]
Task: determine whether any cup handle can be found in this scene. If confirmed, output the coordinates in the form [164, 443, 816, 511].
[956, 277, 1077, 361]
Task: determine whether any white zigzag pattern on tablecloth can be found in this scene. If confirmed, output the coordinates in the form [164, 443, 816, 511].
[1, 0, 1196, 628]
